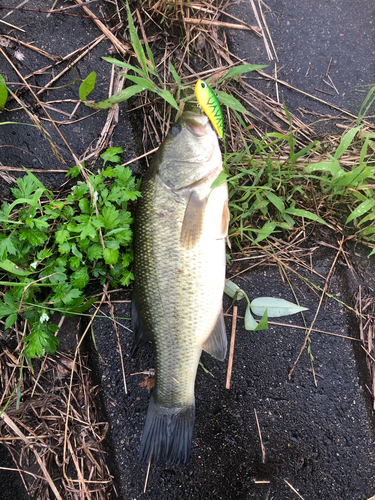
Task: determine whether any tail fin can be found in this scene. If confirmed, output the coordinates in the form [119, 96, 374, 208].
[139, 395, 195, 465]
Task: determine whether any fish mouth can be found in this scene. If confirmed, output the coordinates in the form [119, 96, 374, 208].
[183, 112, 211, 137]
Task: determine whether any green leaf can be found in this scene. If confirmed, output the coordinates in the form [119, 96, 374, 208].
[126, 0, 148, 77]
[211, 171, 229, 189]
[0, 74, 8, 110]
[156, 88, 179, 110]
[19, 227, 47, 246]
[73, 215, 98, 240]
[123, 74, 156, 90]
[62, 288, 82, 305]
[346, 198, 375, 224]
[120, 270, 134, 286]
[264, 191, 285, 212]
[218, 64, 268, 83]
[217, 90, 249, 114]
[254, 309, 268, 330]
[84, 85, 145, 109]
[0, 259, 31, 276]
[368, 247, 375, 258]
[244, 305, 258, 330]
[102, 57, 147, 78]
[250, 297, 308, 318]
[71, 244, 83, 260]
[69, 256, 81, 269]
[224, 279, 246, 301]
[0, 235, 18, 260]
[0, 293, 18, 319]
[100, 146, 123, 165]
[79, 71, 97, 101]
[334, 126, 362, 160]
[100, 206, 120, 230]
[79, 198, 90, 214]
[284, 208, 327, 225]
[23, 322, 59, 358]
[66, 165, 81, 178]
[87, 243, 103, 260]
[70, 267, 90, 289]
[169, 61, 181, 86]
[4, 313, 18, 330]
[103, 247, 119, 265]
[255, 221, 277, 243]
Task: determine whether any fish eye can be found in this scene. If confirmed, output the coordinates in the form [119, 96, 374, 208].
[200, 81, 207, 89]
[170, 125, 182, 135]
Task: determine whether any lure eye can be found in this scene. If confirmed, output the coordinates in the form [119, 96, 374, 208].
[200, 81, 207, 89]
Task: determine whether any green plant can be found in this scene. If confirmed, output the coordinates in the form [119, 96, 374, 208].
[0, 74, 8, 111]
[0, 147, 140, 364]
[78, 2, 266, 117]
[223, 126, 325, 244]
[224, 279, 308, 331]
[305, 126, 375, 252]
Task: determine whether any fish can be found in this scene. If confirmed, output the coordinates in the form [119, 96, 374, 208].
[132, 109, 229, 465]
[195, 79, 224, 138]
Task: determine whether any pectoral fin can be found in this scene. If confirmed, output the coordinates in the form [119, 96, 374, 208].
[180, 191, 207, 249]
[221, 199, 230, 238]
[201, 311, 227, 361]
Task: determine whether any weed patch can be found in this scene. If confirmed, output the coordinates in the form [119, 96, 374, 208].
[0, 148, 140, 364]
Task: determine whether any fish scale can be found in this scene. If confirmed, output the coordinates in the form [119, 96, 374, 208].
[132, 111, 229, 464]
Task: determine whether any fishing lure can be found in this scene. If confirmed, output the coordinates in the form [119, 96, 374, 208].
[195, 80, 224, 138]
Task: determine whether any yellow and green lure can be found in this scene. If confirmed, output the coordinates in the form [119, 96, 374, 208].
[195, 80, 224, 139]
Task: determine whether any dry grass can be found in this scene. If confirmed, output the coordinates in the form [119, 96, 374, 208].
[0, 347, 113, 498]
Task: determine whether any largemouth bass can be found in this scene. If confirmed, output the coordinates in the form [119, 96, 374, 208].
[132, 110, 229, 465]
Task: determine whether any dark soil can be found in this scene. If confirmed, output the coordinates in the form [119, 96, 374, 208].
[1, 1, 375, 499]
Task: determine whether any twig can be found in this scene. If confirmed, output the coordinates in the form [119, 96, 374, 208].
[103, 289, 127, 395]
[249, 0, 273, 60]
[74, 0, 128, 54]
[326, 56, 333, 77]
[144, 455, 152, 493]
[3, 36, 62, 61]
[288, 238, 345, 379]
[258, 0, 278, 61]
[257, 69, 374, 125]
[184, 18, 259, 31]
[315, 88, 335, 97]
[1, 412, 63, 500]
[36, 34, 106, 95]
[226, 305, 237, 389]
[254, 408, 266, 463]
[284, 479, 306, 499]
[121, 147, 158, 167]
[62, 287, 107, 479]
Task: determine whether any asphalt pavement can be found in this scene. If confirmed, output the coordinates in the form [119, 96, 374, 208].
[1, 1, 375, 499]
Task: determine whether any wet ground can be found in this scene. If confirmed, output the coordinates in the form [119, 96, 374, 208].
[1, 1, 375, 499]
[92, 244, 375, 499]
[227, 0, 375, 134]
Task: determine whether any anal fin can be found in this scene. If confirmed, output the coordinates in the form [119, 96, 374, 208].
[201, 310, 227, 361]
